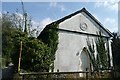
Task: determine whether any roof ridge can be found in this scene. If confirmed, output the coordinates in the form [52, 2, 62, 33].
[82, 8, 113, 37]
[46, 8, 85, 26]
[39, 8, 113, 37]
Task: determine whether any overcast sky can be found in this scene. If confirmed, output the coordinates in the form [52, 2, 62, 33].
[2, 2, 118, 33]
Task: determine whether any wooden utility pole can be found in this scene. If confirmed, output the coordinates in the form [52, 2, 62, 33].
[18, 41, 22, 73]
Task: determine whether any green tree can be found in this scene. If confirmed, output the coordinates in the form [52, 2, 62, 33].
[2, 12, 55, 72]
[2, 12, 17, 67]
[10, 32, 51, 72]
[111, 33, 120, 71]
[0, 15, 2, 68]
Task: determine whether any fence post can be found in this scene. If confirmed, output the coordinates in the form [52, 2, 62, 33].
[86, 68, 88, 80]
[57, 69, 59, 80]
[94, 70, 96, 80]
[111, 66, 115, 79]
[18, 41, 22, 79]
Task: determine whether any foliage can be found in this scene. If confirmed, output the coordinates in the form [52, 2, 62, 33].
[2, 11, 57, 72]
[96, 32, 108, 69]
[2, 12, 38, 37]
[111, 33, 120, 71]
[10, 31, 51, 72]
[0, 16, 2, 68]
[87, 38, 97, 70]
[2, 13, 18, 67]
[87, 32, 109, 71]
[38, 23, 59, 71]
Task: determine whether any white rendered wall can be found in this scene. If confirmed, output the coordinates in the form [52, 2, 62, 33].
[108, 39, 113, 67]
[54, 12, 112, 72]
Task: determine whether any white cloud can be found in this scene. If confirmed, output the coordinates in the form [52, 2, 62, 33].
[93, 13, 118, 32]
[59, 5, 65, 11]
[103, 18, 118, 32]
[49, 2, 57, 7]
[25, 17, 54, 37]
[39, 17, 54, 29]
[15, 13, 24, 20]
[49, 2, 66, 12]
[14, 13, 39, 29]
[36, 17, 54, 34]
[104, 18, 115, 24]
[2, 11, 54, 36]
[31, 20, 39, 28]
[30, 17, 54, 37]
[94, 1, 118, 32]
[94, 1, 118, 11]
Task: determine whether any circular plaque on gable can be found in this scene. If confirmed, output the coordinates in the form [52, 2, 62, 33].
[80, 23, 87, 31]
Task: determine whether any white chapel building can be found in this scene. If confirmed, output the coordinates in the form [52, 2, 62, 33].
[38, 8, 113, 74]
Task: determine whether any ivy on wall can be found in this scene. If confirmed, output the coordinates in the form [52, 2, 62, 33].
[96, 32, 108, 69]
[87, 38, 97, 71]
[38, 23, 59, 71]
[87, 31, 109, 71]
